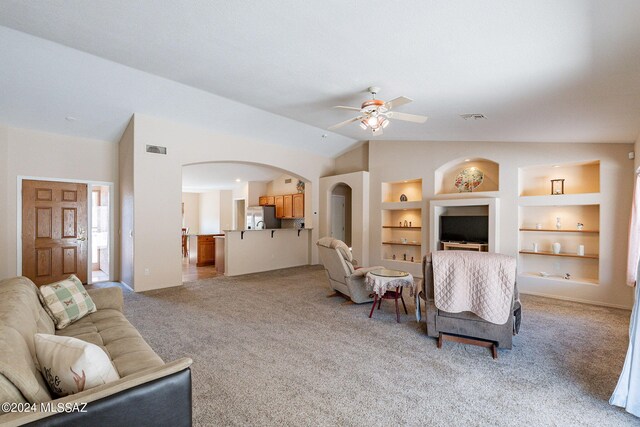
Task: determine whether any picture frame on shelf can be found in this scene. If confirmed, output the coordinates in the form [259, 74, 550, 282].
[551, 179, 565, 195]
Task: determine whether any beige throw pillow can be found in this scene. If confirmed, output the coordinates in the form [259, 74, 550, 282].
[38, 275, 96, 329]
[34, 333, 120, 397]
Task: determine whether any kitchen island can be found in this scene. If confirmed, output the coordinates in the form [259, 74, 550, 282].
[223, 228, 312, 276]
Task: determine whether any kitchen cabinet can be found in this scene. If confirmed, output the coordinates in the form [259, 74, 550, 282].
[188, 234, 223, 267]
[274, 196, 284, 218]
[259, 196, 275, 206]
[283, 195, 293, 218]
[292, 194, 304, 218]
[262, 194, 303, 219]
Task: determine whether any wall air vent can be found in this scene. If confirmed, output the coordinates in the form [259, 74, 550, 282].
[460, 113, 487, 120]
[285, 178, 292, 184]
[146, 145, 167, 155]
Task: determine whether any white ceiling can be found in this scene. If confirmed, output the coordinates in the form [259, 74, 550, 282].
[182, 162, 282, 192]
[1, 0, 640, 157]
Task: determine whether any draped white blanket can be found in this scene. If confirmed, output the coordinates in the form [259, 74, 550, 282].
[432, 251, 516, 324]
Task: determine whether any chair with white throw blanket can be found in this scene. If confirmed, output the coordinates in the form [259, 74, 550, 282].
[418, 251, 521, 358]
[316, 237, 381, 304]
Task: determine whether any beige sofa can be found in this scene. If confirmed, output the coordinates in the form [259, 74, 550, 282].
[0, 276, 193, 426]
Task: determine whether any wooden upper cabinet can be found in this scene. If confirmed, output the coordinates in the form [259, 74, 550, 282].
[292, 194, 304, 218]
[258, 196, 268, 206]
[274, 196, 284, 218]
[283, 195, 293, 218]
[267, 196, 275, 205]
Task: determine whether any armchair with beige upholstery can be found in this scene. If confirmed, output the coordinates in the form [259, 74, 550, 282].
[418, 252, 521, 358]
[316, 237, 379, 304]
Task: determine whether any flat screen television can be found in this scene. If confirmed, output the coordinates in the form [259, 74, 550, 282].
[440, 215, 488, 243]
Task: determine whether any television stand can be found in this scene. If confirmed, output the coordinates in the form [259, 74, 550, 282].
[441, 242, 488, 252]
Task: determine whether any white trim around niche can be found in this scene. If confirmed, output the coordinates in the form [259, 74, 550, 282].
[430, 197, 500, 253]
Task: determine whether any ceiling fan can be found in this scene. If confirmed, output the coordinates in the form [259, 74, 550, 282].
[328, 86, 428, 135]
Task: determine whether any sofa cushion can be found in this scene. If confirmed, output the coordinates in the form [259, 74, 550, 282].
[57, 309, 164, 377]
[0, 277, 52, 404]
[34, 333, 120, 397]
[38, 275, 96, 329]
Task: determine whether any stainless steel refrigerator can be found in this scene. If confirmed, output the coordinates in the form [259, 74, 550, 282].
[246, 205, 280, 229]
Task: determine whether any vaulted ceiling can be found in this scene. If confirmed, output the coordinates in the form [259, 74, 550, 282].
[1, 1, 640, 158]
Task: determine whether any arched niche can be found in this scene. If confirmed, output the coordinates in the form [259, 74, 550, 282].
[435, 157, 499, 195]
[329, 182, 353, 246]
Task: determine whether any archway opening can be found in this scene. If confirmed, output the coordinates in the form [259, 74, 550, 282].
[330, 183, 352, 246]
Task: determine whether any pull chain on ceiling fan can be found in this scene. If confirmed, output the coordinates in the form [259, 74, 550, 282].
[328, 86, 428, 136]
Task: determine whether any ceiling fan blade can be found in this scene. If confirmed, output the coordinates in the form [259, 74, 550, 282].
[388, 111, 428, 123]
[385, 96, 413, 110]
[328, 116, 362, 130]
[333, 106, 362, 111]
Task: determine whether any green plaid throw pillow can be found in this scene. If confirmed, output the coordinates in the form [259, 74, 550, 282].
[38, 275, 96, 329]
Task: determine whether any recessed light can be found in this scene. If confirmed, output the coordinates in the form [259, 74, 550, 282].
[65, 116, 78, 122]
[235, 178, 241, 182]
[403, 180, 408, 183]
[552, 165, 560, 168]
[464, 158, 471, 162]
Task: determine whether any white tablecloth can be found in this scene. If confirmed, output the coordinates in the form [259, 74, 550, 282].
[365, 272, 414, 297]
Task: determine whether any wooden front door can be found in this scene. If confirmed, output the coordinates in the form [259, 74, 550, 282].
[22, 180, 88, 285]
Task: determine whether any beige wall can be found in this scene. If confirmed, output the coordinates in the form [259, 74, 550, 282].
[181, 192, 200, 234]
[0, 127, 8, 279]
[266, 174, 299, 195]
[333, 142, 369, 175]
[126, 114, 334, 291]
[199, 190, 221, 233]
[0, 125, 119, 281]
[119, 121, 134, 286]
[368, 140, 635, 308]
[220, 190, 233, 231]
[247, 181, 268, 206]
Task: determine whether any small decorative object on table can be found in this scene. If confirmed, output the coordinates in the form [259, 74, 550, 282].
[551, 179, 565, 195]
[296, 180, 305, 193]
[404, 220, 408, 227]
[577, 223, 584, 230]
[400, 193, 408, 202]
[409, 221, 412, 227]
[552, 242, 561, 254]
[556, 217, 562, 230]
[454, 167, 484, 192]
[564, 273, 571, 280]
[403, 253, 407, 261]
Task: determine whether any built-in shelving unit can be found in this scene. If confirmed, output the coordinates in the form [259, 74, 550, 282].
[381, 179, 423, 267]
[517, 161, 600, 286]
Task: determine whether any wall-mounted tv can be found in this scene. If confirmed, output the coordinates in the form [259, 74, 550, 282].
[440, 215, 488, 243]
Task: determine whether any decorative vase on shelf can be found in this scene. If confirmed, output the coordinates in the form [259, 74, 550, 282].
[552, 242, 561, 254]
[400, 194, 408, 202]
[556, 217, 561, 230]
[577, 244, 585, 256]
[577, 223, 584, 230]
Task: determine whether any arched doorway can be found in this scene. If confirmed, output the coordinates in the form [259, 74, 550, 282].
[330, 183, 352, 246]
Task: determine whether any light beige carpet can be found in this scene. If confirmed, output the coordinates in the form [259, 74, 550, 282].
[122, 265, 636, 426]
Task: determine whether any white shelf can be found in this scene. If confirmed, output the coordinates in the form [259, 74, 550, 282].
[431, 191, 500, 200]
[518, 193, 600, 206]
[381, 201, 422, 210]
[518, 272, 599, 286]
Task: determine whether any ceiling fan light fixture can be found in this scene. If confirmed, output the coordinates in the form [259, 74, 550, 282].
[367, 116, 379, 128]
[359, 121, 368, 130]
[380, 118, 389, 128]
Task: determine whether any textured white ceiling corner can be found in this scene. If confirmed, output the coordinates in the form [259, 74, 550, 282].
[0, 26, 354, 157]
[181, 163, 282, 192]
[1, 0, 640, 154]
